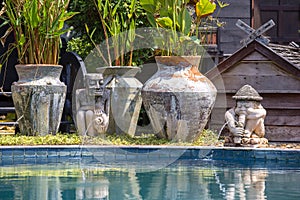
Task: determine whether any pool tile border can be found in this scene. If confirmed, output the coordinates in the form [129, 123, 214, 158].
[0, 145, 299, 166]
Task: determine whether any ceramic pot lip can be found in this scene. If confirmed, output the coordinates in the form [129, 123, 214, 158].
[155, 55, 201, 58]
[97, 66, 139, 68]
[154, 55, 201, 61]
[96, 66, 141, 77]
[96, 66, 140, 71]
[15, 63, 64, 82]
[15, 64, 63, 68]
[154, 55, 201, 67]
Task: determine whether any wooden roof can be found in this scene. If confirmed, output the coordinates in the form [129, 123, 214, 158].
[268, 43, 300, 68]
[205, 40, 300, 80]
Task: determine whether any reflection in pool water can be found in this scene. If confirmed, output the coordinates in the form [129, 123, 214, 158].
[0, 160, 299, 200]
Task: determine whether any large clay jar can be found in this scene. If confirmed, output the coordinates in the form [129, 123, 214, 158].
[142, 56, 217, 142]
[11, 64, 66, 136]
[96, 66, 143, 136]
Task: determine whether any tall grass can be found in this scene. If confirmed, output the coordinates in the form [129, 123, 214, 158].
[1, 0, 77, 64]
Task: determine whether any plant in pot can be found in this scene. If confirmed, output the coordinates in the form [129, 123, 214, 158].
[140, 0, 228, 142]
[0, 0, 77, 136]
[81, 0, 143, 136]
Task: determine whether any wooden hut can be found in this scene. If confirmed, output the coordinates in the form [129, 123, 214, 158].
[217, 0, 300, 55]
[205, 39, 300, 142]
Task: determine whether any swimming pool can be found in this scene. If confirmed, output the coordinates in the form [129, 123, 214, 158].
[0, 146, 299, 200]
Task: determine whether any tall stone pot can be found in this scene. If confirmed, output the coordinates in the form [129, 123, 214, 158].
[142, 56, 217, 142]
[11, 64, 66, 136]
[96, 66, 143, 136]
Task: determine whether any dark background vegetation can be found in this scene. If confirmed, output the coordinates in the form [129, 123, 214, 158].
[66, 0, 153, 65]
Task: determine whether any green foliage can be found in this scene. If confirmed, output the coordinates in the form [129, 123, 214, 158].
[192, 129, 219, 146]
[0, 129, 218, 146]
[140, 0, 229, 56]
[107, 134, 170, 145]
[81, 134, 170, 145]
[141, 0, 192, 35]
[1, 0, 78, 64]
[87, 0, 139, 66]
[67, 37, 93, 59]
[140, 0, 193, 56]
[66, 0, 102, 59]
[195, 0, 217, 18]
[0, 134, 81, 145]
[192, 0, 229, 43]
[67, 0, 152, 65]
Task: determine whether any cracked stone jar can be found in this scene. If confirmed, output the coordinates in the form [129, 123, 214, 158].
[11, 64, 66, 136]
[142, 56, 217, 142]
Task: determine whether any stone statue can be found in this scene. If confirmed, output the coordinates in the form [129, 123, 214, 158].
[75, 73, 109, 136]
[224, 85, 268, 146]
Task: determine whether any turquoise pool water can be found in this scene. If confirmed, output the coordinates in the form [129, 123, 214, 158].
[0, 160, 299, 200]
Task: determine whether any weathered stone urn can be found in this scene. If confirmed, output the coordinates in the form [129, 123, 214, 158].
[96, 66, 143, 136]
[142, 56, 217, 142]
[11, 64, 66, 136]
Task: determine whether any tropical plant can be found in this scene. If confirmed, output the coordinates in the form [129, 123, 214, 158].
[140, 0, 229, 56]
[140, 0, 192, 56]
[191, 0, 229, 44]
[66, 0, 152, 65]
[0, 0, 78, 64]
[86, 0, 140, 66]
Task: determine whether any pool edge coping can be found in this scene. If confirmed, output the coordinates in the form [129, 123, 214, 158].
[0, 145, 299, 151]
